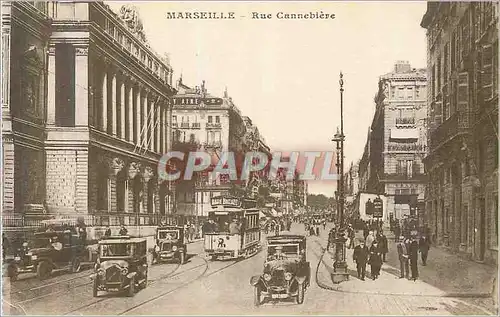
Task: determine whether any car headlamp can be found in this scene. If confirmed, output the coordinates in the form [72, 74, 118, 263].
[121, 267, 128, 275]
[31, 255, 37, 260]
[97, 268, 105, 276]
[172, 246, 178, 252]
[284, 272, 293, 281]
[263, 273, 272, 281]
[155, 245, 160, 252]
[14, 256, 21, 261]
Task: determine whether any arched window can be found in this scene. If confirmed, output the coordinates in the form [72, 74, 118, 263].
[97, 165, 108, 211]
[116, 170, 127, 212]
[132, 175, 142, 213]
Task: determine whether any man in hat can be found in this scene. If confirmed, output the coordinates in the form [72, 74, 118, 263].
[229, 219, 240, 235]
[397, 236, 409, 279]
[353, 240, 369, 281]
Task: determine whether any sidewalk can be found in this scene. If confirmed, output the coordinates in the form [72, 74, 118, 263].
[318, 224, 496, 298]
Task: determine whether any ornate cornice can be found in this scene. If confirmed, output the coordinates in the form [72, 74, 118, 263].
[75, 46, 89, 56]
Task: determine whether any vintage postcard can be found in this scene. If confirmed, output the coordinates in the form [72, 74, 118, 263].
[1, 1, 498, 316]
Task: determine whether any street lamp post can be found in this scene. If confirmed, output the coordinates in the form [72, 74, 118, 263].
[330, 72, 349, 284]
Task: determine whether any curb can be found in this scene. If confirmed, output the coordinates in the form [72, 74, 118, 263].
[313, 239, 494, 299]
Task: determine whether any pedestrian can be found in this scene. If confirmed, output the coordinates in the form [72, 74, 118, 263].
[418, 235, 430, 266]
[348, 225, 355, 249]
[2, 233, 10, 259]
[394, 224, 401, 242]
[378, 232, 388, 262]
[369, 241, 383, 280]
[353, 241, 369, 281]
[365, 231, 375, 249]
[119, 225, 128, 236]
[104, 226, 112, 237]
[396, 236, 409, 279]
[409, 238, 419, 281]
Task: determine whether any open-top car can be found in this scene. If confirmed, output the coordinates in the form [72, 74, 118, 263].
[92, 236, 148, 297]
[7, 227, 86, 281]
[249, 235, 310, 306]
[152, 225, 187, 264]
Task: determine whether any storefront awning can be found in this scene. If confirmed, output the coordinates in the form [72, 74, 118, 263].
[390, 128, 419, 140]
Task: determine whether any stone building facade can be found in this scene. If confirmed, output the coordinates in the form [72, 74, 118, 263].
[421, 2, 498, 264]
[171, 80, 272, 218]
[361, 62, 428, 221]
[2, 2, 176, 234]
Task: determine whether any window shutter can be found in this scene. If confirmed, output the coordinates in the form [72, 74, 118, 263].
[434, 101, 443, 125]
[481, 44, 493, 101]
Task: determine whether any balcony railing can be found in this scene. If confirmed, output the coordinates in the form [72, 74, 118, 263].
[180, 122, 190, 129]
[395, 117, 416, 125]
[387, 143, 424, 152]
[172, 122, 178, 128]
[383, 173, 427, 182]
[191, 122, 201, 129]
[429, 112, 469, 149]
[204, 141, 222, 149]
[2, 212, 164, 228]
[206, 122, 222, 129]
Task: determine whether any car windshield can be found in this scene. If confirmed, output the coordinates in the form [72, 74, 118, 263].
[32, 237, 53, 248]
[158, 230, 178, 240]
[100, 243, 132, 257]
[267, 244, 299, 259]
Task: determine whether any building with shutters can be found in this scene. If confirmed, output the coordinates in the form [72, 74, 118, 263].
[2, 2, 176, 239]
[421, 2, 498, 265]
[358, 61, 428, 222]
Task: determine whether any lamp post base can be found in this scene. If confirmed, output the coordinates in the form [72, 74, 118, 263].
[331, 261, 349, 283]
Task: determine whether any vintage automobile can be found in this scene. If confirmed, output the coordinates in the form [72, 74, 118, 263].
[152, 225, 187, 264]
[92, 236, 148, 297]
[249, 235, 310, 306]
[7, 228, 86, 280]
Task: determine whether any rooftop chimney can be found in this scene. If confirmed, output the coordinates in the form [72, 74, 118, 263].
[394, 60, 411, 73]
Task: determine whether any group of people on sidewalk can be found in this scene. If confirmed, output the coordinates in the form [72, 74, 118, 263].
[352, 229, 388, 281]
[396, 235, 430, 281]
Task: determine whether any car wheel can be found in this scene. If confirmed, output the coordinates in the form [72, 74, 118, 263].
[296, 283, 305, 304]
[210, 255, 217, 261]
[253, 285, 261, 306]
[71, 257, 82, 273]
[128, 278, 135, 297]
[37, 261, 52, 280]
[93, 278, 99, 297]
[180, 252, 185, 264]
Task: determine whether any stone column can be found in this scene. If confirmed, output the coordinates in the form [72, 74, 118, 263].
[46, 45, 56, 125]
[111, 72, 117, 136]
[135, 86, 141, 145]
[127, 81, 133, 142]
[120, 76, 125, 139]
[142, 166, 154, 214]
[75, 46, 89, 126]
[160, 104, 165, 153]
[156, 104, 161, 152]
[109, 157, 125, 213]
[101, 67, 108, 132]
[128, 162, 141, 213]
[142, 90, 148, 149]
[148, 97, 154, 151]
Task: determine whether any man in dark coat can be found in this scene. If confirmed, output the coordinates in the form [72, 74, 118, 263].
[369, 241, 383, 280]
[104, 226, 112, 237]
[378, 232, 388, 262]
[353, 241, 369, 281]
[409, 238, 419, 281]
[419, 235, 431, 266]
[396, 236, 409, 279]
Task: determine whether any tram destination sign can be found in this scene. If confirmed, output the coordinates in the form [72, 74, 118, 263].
[211, 196, 241, 207]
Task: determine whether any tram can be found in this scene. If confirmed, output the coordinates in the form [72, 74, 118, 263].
[204, 195, 261, 260]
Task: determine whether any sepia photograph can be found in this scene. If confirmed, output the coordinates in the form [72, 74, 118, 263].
[1, 1, 498, 315]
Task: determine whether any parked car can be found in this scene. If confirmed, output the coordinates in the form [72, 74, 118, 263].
[249, 235, 310, 306]
[7, 228, 85, 280]
[92, 236, 148, 297]
[152, 225, 187, 264]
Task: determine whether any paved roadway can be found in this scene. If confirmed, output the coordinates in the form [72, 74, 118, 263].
[1, 224, 494, 315]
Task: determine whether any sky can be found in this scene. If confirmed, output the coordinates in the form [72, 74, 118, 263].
[108, 1, 428, 196]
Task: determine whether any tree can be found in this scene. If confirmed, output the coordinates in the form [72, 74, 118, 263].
[307, 194, 334, 210]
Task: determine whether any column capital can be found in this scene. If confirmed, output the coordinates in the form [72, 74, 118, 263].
[47, 45, 56, 56]
[74, 46, 89, 56]
[110, 157, 125, 176]
[128, 162, 142, 180]
[142, 166, 154, 183]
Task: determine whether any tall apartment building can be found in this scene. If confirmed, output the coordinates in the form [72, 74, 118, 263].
[360, 61, 428, 221]
[171, 79, 271, 218]
[2, 2, 176, 237]
[421, 2, 498, 264]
